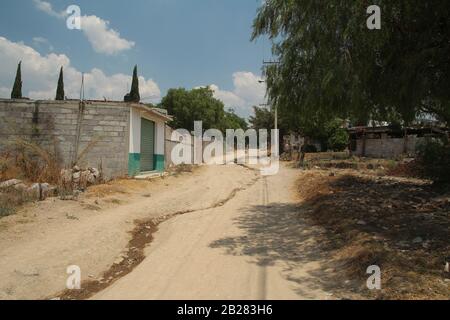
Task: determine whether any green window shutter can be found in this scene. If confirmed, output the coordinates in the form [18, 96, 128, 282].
[140, 118, 155, 172]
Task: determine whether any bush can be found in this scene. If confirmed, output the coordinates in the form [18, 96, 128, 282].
[416, 138, 450, 183]
[328, 128, 349, 151]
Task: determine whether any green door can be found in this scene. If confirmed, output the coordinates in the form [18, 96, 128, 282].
[140, 118, 155, 172]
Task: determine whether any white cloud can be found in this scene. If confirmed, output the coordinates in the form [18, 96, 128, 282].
[32, 0, 66, 19]
[0, 37, 160, 102]
[32, 37, 54, 51]
[209, 72, 266, 118]
[32, 0, 134, 55]
[80, 15, 135, 55]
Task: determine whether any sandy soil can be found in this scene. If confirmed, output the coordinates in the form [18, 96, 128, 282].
[0, 164, 257, 300]
[93, 164, 333, 300]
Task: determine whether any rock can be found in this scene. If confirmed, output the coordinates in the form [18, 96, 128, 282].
[72, 172, 81, 180]
[13, 183, 28, 192]
[0, 179, 22, 189]
[28, 183, 41, 200]
[87, 173, 96, 185]
[412, 237, 423, 244]
[90, 168, 100, 179]
[73, 165, 81, 172]
[445, 262, 449, 273]
[40, 183, 51, 199]
[357, 220, 367, 225]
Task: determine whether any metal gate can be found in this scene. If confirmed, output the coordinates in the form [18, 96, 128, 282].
[140, 118, 155, 172]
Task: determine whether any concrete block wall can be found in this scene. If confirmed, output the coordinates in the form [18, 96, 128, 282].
[0, 99, 130, 179]
[355, 135, 426, 158]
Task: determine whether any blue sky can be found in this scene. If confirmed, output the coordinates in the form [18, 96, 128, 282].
[0, 0, 271, 117]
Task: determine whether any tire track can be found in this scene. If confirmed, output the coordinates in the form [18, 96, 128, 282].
[55, 170, 261, 300]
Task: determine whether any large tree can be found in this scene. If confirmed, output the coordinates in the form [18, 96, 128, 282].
[222, 109, 249, 131]
[11, 61, 22, 99]
[252, 1, 450, 126]
[160, 87, 238, 131]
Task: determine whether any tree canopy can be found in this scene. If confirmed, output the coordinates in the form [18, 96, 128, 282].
[252, 0, 450, 126]
[160, 87, 248, 131]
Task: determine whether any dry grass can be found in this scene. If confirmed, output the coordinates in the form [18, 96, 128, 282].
[0, 138, 63, 217]
[0, 138, 61, 184]
[0, 187, 33, 218]
[85, 178, 152, 198]
[296, 168, 449, 300]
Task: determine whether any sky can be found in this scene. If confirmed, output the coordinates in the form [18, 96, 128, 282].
[0, 0, 272, 118]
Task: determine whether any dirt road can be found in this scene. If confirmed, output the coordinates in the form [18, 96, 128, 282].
[93, 164, 332, 300]
[0, 164, 257, 299]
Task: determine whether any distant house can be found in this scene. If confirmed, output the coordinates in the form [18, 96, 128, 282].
[347, 125, 448, 158]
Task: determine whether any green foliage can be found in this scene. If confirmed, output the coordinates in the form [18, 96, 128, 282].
[124, 65, 140, 102]
[222, 109, 248, 131]
[248, 106, 274, 131]
[55, 66, 64, 101]
[325, 118, 349, 151]
[416, 138, 450, 183]
[328, 128, 349, 152]
[11, 61, 22, 99]
[252, 1, 450, 126]
[160, 87, 247, 131]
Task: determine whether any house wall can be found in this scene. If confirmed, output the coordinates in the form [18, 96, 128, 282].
[0, 99, 130, 179]
[128, 107, 166, 176]
[354, 135, 426, 158]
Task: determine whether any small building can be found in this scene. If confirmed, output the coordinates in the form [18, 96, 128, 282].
[128, 105, 172, 176]
[347, 125, 447, 158]
[0, 98, 172, 179]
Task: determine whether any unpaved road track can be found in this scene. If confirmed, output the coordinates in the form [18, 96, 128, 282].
[0, 165, 256, 300]
[94, 164, 331, 300]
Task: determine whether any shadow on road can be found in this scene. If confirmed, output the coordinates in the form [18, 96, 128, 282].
[210, 172, 450, 299]
[209, 201, 358, 298]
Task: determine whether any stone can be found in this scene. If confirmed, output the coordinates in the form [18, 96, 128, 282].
[87, 173, 96, 185]
[73, 165, 81, 172]
[28, 183, 41, 200]
[0, 179, 22, 189]
[13, 183, 28, 192]
[90, 168, 100, 178]
[357, 220, 367, 225]
[72, 172, 81, 180]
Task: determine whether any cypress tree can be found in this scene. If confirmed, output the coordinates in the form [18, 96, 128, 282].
[124, 65, 140, 102]
[11, 61, 22, 99]
[55, 66, 65, 100]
